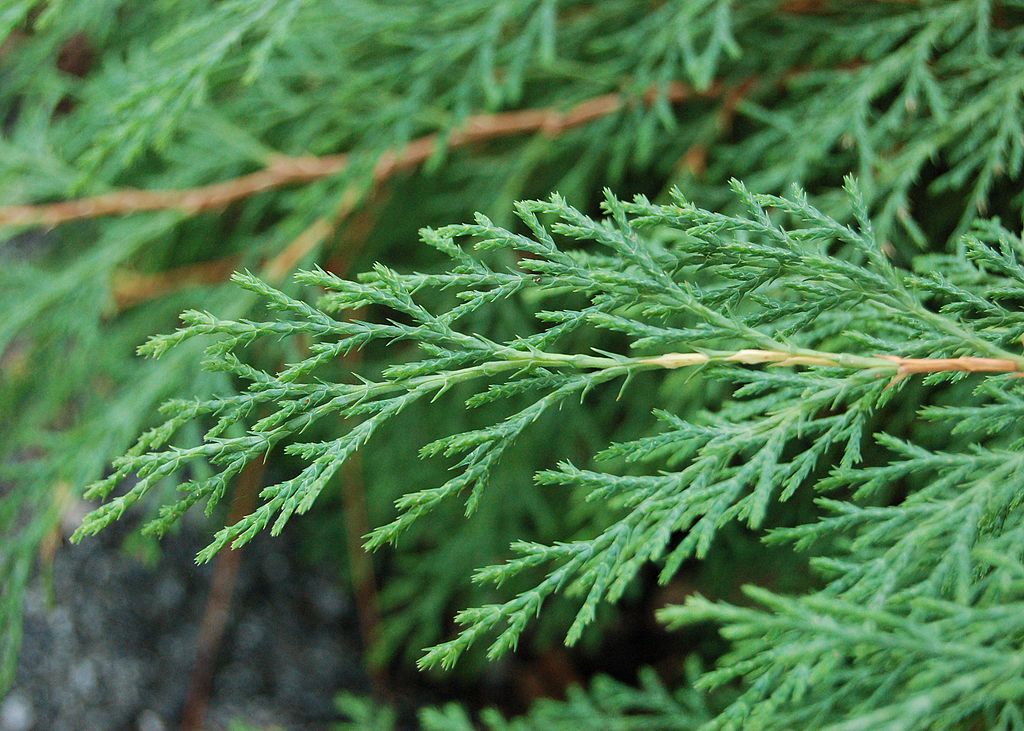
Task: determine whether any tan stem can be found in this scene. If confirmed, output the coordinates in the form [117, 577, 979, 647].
[881, 355, 1023, 375]
[642, 350, 1024, 376]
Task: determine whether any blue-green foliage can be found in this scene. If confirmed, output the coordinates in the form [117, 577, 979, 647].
[335, 665, 711, 730]
[77, 179, 1024, 727]
[4, 1, 1024, 727]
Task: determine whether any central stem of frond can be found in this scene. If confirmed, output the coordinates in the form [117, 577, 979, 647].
[639, 349, 1024, 378]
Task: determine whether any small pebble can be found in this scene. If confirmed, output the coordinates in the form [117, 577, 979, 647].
[70, 659, 98, 694]
[136, 709, 165, 731]
[0, 692, 35, 731]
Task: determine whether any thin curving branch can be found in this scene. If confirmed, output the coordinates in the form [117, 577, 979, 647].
[0, 81, 727, 229]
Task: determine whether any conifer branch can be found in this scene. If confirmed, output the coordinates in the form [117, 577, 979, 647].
[112, 257, 242, 311]
[70, 178, 1024, 684]
[10, 2, 1024, 723]
[0, 81, 728, 229]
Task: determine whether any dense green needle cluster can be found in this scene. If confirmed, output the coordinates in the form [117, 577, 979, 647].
[4, 1, 1024, 728]
[334, 665, 711, 730]
[76, 180, 1024, 726]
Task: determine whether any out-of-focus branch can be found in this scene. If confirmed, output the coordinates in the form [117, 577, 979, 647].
[104, 80, 742, 310]
[112, 257, 242, 310]
[179, 461, 263, 731]
[1, 81, 725, 229]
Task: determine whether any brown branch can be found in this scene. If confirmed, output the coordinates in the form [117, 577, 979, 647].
[0, 157, 348, 228]
[112, 256, 241, 310]
[341, 447, 387, 694]
[327, 219, 387, 695]
[112, 168, 363, 311]
[1, 81, 725, 229]
[103, 80, 734, 310]
[179, 460, 263, 731]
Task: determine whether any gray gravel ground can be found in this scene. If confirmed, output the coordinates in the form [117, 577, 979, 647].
[3, 517, 371, 731]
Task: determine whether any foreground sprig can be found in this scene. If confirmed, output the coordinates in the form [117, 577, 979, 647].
[74, 181, 1024, 690]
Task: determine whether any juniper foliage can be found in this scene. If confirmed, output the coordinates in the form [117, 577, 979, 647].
[334, 664, 711, 730]
[4, 1, 1024, 729]
[74, 178, 1024, 726]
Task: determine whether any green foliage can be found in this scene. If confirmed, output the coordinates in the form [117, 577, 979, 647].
[71, 180, 1024, 722]
[5, 0, 1024, 728]
[335, 666, 711, 730]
